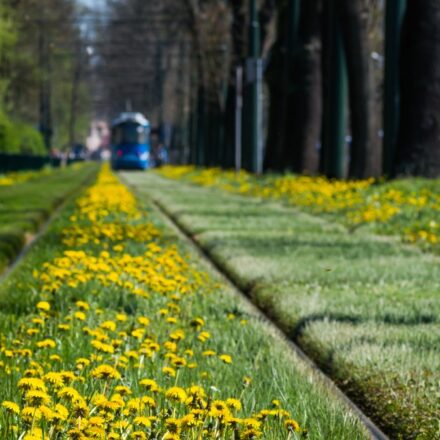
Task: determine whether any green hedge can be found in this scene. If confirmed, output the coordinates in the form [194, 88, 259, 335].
[0, 153, 60, 173]
[0, 112, 19, 153]
[0, 112, 46, 155]
[14, 122, 46, 155]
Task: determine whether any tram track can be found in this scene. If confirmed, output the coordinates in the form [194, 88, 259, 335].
[142, 191, 390, 440]
[2, 167, 390, 439]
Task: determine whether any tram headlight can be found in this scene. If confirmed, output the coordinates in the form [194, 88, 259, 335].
[139, 152, 149, 161]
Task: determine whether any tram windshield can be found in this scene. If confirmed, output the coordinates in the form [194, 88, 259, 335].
[112, 122, 150, 144]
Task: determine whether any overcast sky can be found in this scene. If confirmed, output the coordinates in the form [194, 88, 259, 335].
[78, 0, 107, 10]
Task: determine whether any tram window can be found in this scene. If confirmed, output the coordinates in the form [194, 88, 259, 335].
[113, 123, 149, 144]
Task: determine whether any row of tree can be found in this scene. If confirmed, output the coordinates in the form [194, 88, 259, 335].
[178, 0, 440, 178]
[0, 0, 90, 154]
[2, 0, 438, 177]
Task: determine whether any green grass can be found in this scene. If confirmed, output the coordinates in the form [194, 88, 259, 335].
[125, 171, 440, 440]
[0, 171, 368, 440]
[0, 163, 99, 272]
[156, 166, 440, 253]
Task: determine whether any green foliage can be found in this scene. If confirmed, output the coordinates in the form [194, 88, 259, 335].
[0, 112, 46, 155]
[14, 123, 46, 155]
[0, 112, 20, 153]
[0, 5, 17, 105]
[1, 1, 92, 150]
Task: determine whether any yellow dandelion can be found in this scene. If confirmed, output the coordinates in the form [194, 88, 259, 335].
[91, 364, 121, 380]
[139, 379, 159, 392]
[202, 350, 216, 357]
[91, 340, 114, 354]
[25, 390, 51, 406]
[243, 376, 252, 387]
[18, 378, 46, 392]
[198, 331, 211, 342]
[133, 416, 151, 428]
[171, 356, 187, 368]
[57, 386, 81, 402]
[88, 416, 106, 426]
[36, 301, 50, 312]
[181, 413, 198, 428]
[226, 398, 242, 411]
[165, 387, 187, 403]
[53, 403, 69, 421]
[165, 417, 181, 434]
[219, 354, 232, 364]
[209, 400, 231, 419]
[21, 406, 42, 423]
[163, 433, 180, 440]
[26, 328, 39, 336]
[240, 428, 262, 439]
[137, 316, 150, 326]
[75, 358, 90, 369]
[100, 320, 117, 331]
[116, 313, 128, 322]
[1, 400, 20, 415]
[162, 366, 176, 377]
[36, 339, 56, 349]
[190, 317, 205, 328]
[285, 418, 301, 432]
[115, 385, 132, 396]
[74, 311, 86, 321]
[75, 301, 90, 310]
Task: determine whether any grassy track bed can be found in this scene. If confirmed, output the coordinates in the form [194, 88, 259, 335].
[0, 168, 57, 187]
[0, 163, 99, 273]
[157, 167, 440, 254]
[0, 166, 367, 439]
[125, 172, 440, 440]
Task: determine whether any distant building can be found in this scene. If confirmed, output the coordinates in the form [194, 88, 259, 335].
[86, 120, 110, 158]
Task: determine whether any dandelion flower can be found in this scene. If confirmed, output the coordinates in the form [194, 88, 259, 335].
[1, 400, 20, 415]
[91, 364, 121, 380]
[36, 301, 50, 312]
[219, 354, 232, 364]
[165, 387, 187, 403]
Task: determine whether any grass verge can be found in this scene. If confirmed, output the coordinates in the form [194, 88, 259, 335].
[0, 163, 99, 273]
[0, 166, 368, 439]
[156, 166, 440, 253]
[126, 171, 440, 440]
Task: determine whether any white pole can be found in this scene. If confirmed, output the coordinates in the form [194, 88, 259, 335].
[256, 58, 264, 174]
[235, 66, 243, 172]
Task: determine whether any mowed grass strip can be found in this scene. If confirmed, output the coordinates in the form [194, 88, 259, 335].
[125, 172, 440, 440]
[0, 168, 368, 439]
[156, 166, 440, 254]
[0, 163, 99, 272]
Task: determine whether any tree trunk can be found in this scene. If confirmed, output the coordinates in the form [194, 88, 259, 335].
[263, 1, 287, 171]
[395, 0, 440, 177]
[259, 0, 277, 50]
[337, 0, 379, 178]
[288, 0, 322, 174]
[264, 40, 286, 171]
[224, 0, 247, 168]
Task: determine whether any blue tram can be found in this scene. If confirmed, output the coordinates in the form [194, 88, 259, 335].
[111, 112, 152, 170]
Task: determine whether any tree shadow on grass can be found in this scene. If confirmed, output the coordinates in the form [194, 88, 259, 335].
[290, 312, 438, 342]
[206, 233, 417, 260]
